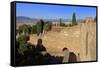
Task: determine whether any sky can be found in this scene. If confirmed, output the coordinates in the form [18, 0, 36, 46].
[16, 3, 96, 20]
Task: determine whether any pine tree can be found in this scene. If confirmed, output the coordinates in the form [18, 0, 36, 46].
[60, 18, 65, 26]
[60, 18, 62, 26]
[72, 12, 77, 26]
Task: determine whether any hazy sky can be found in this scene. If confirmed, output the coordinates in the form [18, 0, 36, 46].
[16, 3, 96, 19]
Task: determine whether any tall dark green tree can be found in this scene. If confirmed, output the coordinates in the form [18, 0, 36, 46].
[59, 18, 66, 26]
[72, 12, 77, 26]
[36, 19, 44, 36]
[60, 18, 62, 25]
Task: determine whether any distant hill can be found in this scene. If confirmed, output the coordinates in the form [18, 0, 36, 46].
[16, 16, 39, 23]
[16, 16, 83, 24]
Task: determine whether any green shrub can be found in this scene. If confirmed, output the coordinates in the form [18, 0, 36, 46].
[17, 35, 30, 55]
[31, 25, 37, 34]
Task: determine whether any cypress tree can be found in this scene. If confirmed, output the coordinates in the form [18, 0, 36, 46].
[72, 12, 77, 26]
